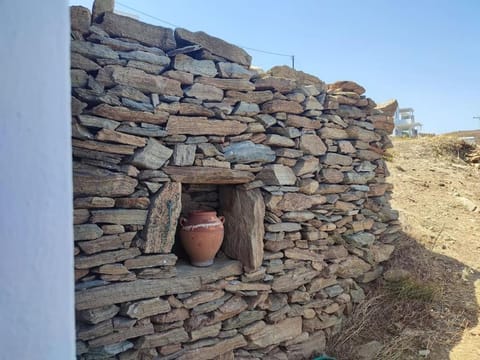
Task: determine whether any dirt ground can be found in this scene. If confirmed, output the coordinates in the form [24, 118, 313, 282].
[327, 137, 480, 359]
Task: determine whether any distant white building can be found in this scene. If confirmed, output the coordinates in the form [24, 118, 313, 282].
[393, 107, 422, 137]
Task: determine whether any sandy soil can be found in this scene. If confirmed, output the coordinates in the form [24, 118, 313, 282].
[389, 138, 480, 359]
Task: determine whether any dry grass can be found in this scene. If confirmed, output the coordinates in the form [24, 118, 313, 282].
[325, 233, 476, 360]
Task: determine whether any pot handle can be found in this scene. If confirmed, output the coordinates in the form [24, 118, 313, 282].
[219, 216, 225, 224]
[180, 217, 187, 227]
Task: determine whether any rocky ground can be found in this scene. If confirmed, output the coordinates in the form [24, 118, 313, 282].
[327, 136, 480, 359]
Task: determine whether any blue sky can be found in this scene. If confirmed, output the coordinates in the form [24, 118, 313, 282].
[71, 0, 480, 134]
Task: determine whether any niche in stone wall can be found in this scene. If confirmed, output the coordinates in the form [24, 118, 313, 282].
[140, 169, 265, 272]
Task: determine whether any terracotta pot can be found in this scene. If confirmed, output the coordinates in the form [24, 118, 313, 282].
[179, 210, 225, 267]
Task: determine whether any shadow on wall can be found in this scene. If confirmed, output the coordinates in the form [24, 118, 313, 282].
[326, 229, 479, 360]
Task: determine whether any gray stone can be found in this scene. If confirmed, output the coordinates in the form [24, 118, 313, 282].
[255, 114, 277, 128]
[223, 141, 275, 164]
[343, 171, 375, 184]
[346, 232, 376, 247]
[346, 126, 381, 142]
[318, 127, 348, 140]
[131, 138, 173, 170]
[71, 40, 119, 60]
[78, 115, 120, 130]
[232, 102, 260, 116]
[142, 182, 182, 253]
[281, 211, 315, 222]
[324, 284, 344, 297]
[175, 28, 252, 66]
[265, 222, 302, 233]
[172, 144, 196, 166]
[184, 83, 223, 101]
[99, 12, 176, 50]
[174, 54, 217, 77]
[217, 62, 255, 79]
[119, 51, 170, 66]
[74, 224, 104, 241]
[321, 153, 353, 166]
[220, 187, 265, 272]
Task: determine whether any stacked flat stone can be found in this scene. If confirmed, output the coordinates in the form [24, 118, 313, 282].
[71, 3, 400, 359]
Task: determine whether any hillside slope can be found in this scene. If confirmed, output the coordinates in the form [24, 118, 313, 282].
[328, 137, 480, 359]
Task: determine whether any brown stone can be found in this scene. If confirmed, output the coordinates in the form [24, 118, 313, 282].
[73, 167, 137, 197]
[138, 326, 189, 349]
[346, 126, 381, 142]
[78, 232, 136, 254]
[285, 115, 321, 129]
[78, 304, 120, 325]
[99, 12, 176, 50]
[76, 276, 202, 310]
[96, 128, 147, 147]
[299, 134, 327, 156]
[272, 268, 318, 292]
[225, 90, 274, 104]
[92, 0, 114, 22]
[328, 81, 366, 95]
[284, 248, 324, 262]
[72, 139, 135, 155]
[276, 193, 325, 211]
[220, 187, 265, 271]
[196, 77, 255, 91]
[183, 290, 226, 309]
[247, 317, 302, 348]
[77, 320, 113, 341]
[75, 248, 141, 270]
[74, 209, 90, 225]
[70, 6, 91, 34]
[261, 100, 303, 114]
[121, 298, 171, 319]
[151, 308, 190, 324]
[92, 104, 169, 125]
[90, 209, 147, 225]
[320, 168, 344, 183]
[190, 323, 222, 341]
[115, 197, 150, 209]
[88, 323, 155, 347]
[167, 116, 246, 136]
[255, 165, 296, 186]
[254, 77, 296, 93]
[164, 166, 254, 184]
[178, 334, 247, 360]
[125, 254, 177, 270]
[110, 66, 183, 96]
[142, 182, 182, 253]
[175, 28, 252, 66]
[74, 197, 115, 209]
[336, 256, 372, 278]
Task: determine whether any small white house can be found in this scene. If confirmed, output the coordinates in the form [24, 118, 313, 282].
[394, 107, 423, 137]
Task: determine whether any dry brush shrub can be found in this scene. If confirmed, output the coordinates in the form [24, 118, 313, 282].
[427, 136, 476, 160]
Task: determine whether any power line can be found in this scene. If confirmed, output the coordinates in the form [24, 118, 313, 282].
[115, 1, 295, 67]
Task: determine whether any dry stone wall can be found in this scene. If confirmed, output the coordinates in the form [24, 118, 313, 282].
[71, 3, 401, 359]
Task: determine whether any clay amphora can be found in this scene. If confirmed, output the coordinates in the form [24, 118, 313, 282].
[179, 210, 225, 267]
